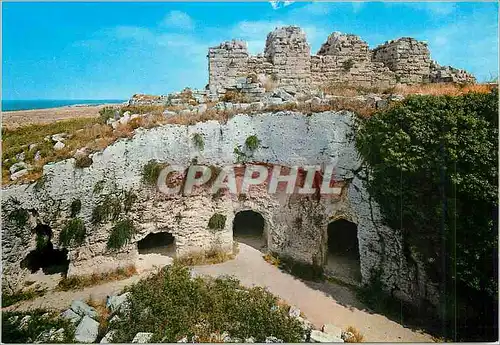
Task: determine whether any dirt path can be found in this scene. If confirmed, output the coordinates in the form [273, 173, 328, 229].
[4, 244, 433, 342]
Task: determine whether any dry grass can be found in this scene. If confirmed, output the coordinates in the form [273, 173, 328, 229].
[56, 265, 137, 291]
[344, 326, 364, 343]
[263, 253, 281, 267]
[321, 82, 394, 96]
[86, 296, 110, 340]
[174, 246, 236, 266]
[392, 82, 496, 96]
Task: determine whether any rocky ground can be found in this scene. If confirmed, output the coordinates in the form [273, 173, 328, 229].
[3, 244, 433, 343]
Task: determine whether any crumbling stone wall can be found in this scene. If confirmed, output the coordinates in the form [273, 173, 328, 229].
[429, 60, 476, 83]
[208, 26, 475, 97]
[264, 26, 312, 91]
[208, 40, 249, 94]
[371, 37, 431, 84]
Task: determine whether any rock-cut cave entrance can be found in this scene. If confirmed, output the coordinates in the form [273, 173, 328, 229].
[233, 210, 267, 251]
[326, 219, 361, 283]
[20, 224, 70, 275]
[137, 232, 176, 257]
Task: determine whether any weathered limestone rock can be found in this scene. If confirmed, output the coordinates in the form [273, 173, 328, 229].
[9, 162, 28, 174]
[132, 332, 153, 343]
[74, 315, 99, 343]
[288, 305, 301, 318]
[106, 292, 131, 314]
[100, 330, 116, 343]
[265, 336, 283, 343]
[71, 300, 98, 319]
[310, 330, 343, 343]
[10, 169, 28, 181]
[60, 308, 82, 324]
[53, 141, 65, 150]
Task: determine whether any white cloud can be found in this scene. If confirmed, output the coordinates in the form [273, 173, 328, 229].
[269, 0, 294, 10]
[162, 10, 195, 30]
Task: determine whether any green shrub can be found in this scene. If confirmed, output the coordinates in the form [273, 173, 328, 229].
[107, 219, 136, 250]
[142, 160, 167, 186]
[110, 263, 305, 343]
[99, 106, 117, 124]
[208, 213, 226, 230]
[356, 91, 498, 340]
[192, 133, 205, 151]
[245, 135, 261, 151]
[59, 218, 86, 247]
[2, 309, 75, 343]
[70, 199, 82, 217]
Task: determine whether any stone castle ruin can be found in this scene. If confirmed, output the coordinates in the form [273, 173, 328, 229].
[208, 26, 475, 97]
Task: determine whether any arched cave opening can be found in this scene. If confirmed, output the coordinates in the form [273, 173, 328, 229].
[20, 224, 70, 275]
[326, 219, 361, 283]
[137, 232, 176, 257]
[233, 210, 266, 250]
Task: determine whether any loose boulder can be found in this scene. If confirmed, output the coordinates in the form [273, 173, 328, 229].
[70, 300, 98, 319]
[310, 330, 344, 343]
[74, 315, 99, 343]
[132, 332, 154, 343]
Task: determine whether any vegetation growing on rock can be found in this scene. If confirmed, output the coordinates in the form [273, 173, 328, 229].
[107, 219, 136, 250]
[142, 160, 167, 186]
[245, 135, 261, 151]
[59, 218, 86, 247]
[70, 199, 82, 217]
[91, 195, 122, 225]
[207, 213, 226, 230]
[111, 264, 306, 343]
[192, 133, 205, 151]
[356, 90, 498, 340]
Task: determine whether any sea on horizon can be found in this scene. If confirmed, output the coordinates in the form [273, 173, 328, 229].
[2, 99, 126, 112]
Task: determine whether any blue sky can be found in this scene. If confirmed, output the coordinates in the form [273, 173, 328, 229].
[2, 1, 498, 100]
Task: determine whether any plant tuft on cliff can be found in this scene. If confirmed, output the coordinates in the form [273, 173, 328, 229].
[142, 160, 167, 186]
[192, 133, 205, 151]
[245, 135, 261, 151]
[107, 219, 136, 250]
[208, 213, 226, 230]
[91, 195, 122, 225]
[59, 218, 86, 247]
[70, 199, 82, 217]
